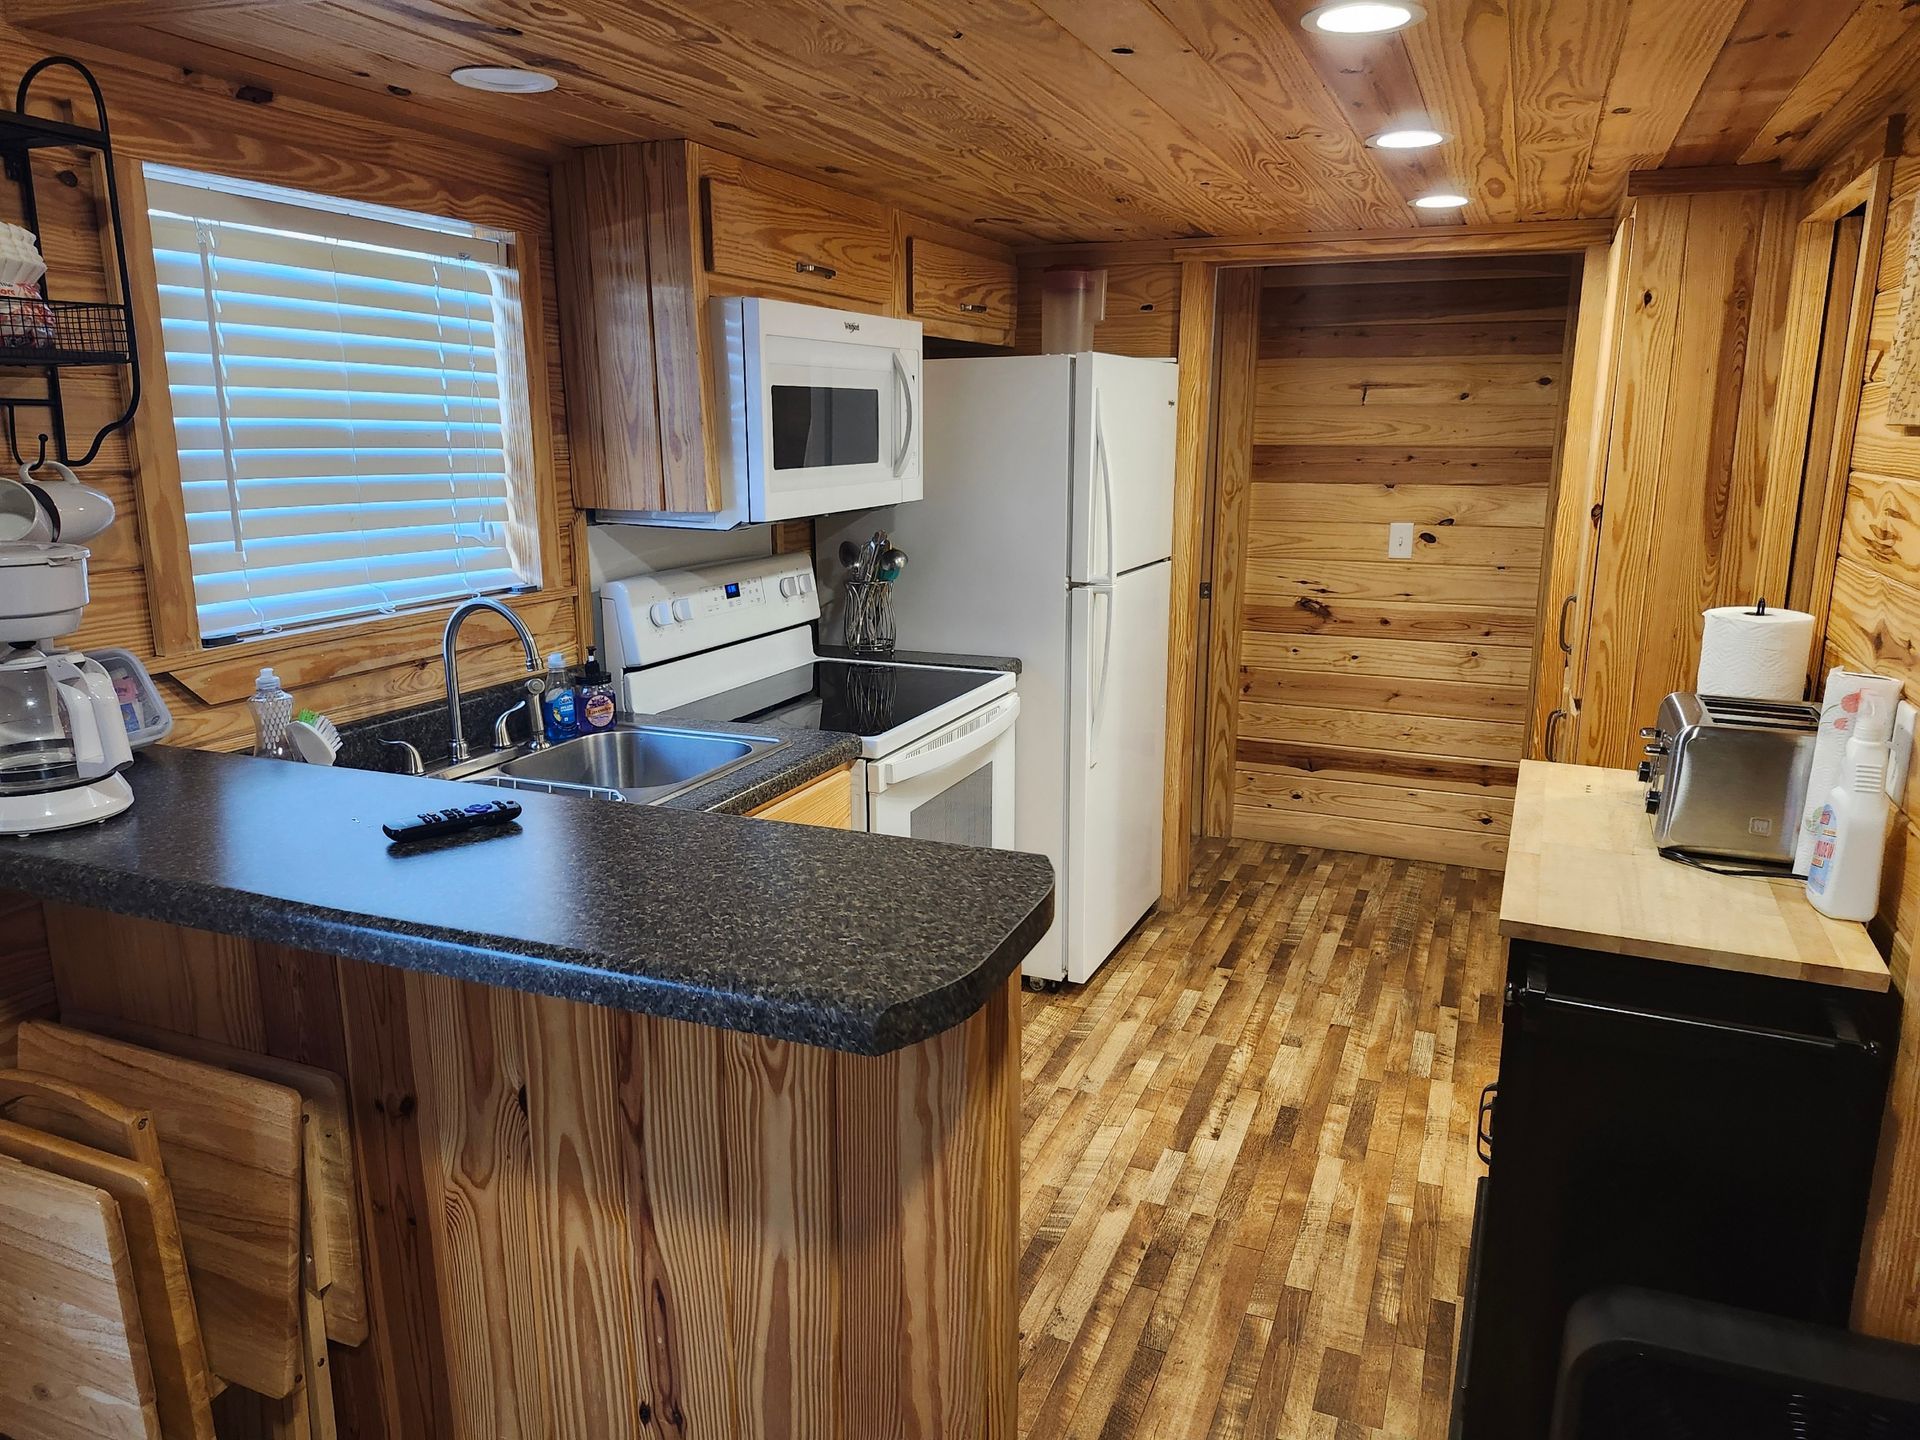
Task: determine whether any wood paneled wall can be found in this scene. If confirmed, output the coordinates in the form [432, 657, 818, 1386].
[0, 25, 583, 750]
[1816, 145, 1920, 1342]
[1576, 187, 1803, 766]
[1218, 258, 1576, 870]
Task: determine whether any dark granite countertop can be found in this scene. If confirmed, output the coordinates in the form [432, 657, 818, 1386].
[0, 746, 1053, 1054]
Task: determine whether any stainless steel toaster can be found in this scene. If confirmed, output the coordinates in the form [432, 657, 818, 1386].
[1641, 692, 1820, 863]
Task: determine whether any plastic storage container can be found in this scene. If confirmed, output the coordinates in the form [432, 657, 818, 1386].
[1040, 267, 1106, 353]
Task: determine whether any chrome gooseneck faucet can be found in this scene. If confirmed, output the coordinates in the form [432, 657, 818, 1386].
[442, 597, 539, 763]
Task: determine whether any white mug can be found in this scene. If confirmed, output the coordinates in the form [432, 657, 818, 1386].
[15, 459, 113, 544]
[0, 476, 50, 543]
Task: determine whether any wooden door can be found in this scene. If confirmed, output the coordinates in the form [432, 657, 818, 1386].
[1577, 189, 1803, 767]
[1220, 257, 1577, 869]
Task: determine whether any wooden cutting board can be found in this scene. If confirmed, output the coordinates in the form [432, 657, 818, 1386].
[17, 1020, 304, 1399]
[0, 1118, 215, 1440]
[0, 1152, 161, 1440]
[67, 1011, 369, 1347]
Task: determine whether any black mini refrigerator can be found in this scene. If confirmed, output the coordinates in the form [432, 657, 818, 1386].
[1451, 940, 1896, 1440]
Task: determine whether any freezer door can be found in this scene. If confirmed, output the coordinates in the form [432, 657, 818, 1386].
[1069, 354, 1179, 583]
[1064, 560, 1171, 983]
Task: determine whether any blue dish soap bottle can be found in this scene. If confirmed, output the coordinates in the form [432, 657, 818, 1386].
[541, 651, 577, 742]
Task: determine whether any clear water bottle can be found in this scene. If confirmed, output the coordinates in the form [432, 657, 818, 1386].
[249, 666, 297, 760]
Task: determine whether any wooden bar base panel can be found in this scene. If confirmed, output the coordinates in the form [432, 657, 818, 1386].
[28, 898, 1022, 1440]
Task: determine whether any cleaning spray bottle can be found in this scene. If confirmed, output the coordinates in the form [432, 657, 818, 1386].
[1807, 696, 1895, 921]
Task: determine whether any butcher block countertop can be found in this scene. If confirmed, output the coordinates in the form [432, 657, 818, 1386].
[1500, 761, 1891, 992]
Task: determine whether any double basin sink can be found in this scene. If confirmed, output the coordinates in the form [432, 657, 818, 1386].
[434, 724, 786, 806]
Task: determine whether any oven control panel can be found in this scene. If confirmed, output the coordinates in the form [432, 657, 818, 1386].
[601, 553, 820, 671]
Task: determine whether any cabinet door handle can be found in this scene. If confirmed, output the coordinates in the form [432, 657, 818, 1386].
[959, 302, 988, 313]
[1557, 593, 1577, 655]
[1476, 1083, 1497, 1165]
[795, 259, 838, 280]
[1544, 707, 1568, 761]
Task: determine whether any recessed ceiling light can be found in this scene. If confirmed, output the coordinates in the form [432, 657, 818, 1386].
[1301, 2, 1426, 35]
[1371, 128, 1447, 150]
[1412, 192, 1471, 209]
[449, 65, 558, 94]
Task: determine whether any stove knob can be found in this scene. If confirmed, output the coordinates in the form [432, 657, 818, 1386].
[1645, 790, 1661, 815]
[779, 576, 801, 599]
[799, 571, 814, 594]
[1637, 760, 1653, 782]
[671, 598, 694, 622]
[648, 600, 674, 628]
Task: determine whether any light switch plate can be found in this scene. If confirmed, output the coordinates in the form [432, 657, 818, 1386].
[1387, 521, 1414, 560]
[1888, 699, 1917, 802]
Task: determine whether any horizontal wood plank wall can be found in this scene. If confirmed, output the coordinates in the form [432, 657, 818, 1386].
[0, 23, 582, 750]
[1817, 145, 1920, 1343]
[33, 898, 1020, 1440]
[1228, 257, 1575, 870]
[1576, 187, 1803, 767]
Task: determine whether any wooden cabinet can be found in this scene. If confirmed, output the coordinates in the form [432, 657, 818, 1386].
[906, 227, 1017, 345]
[702, 154, 894, 310]
[748, 763, 855, 828]
[555, 140, 1016, 519]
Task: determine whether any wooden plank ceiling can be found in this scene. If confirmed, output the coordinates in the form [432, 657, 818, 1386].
[9, 0, 1920, 244]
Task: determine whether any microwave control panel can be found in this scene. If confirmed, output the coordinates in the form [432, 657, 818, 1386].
[601, 554, 820, 671]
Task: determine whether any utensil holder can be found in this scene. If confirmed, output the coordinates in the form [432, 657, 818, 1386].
[844, 579, 895, 655]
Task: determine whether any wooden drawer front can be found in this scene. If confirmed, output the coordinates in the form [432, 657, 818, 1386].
[909, 237, 1016, 343]
[748, 763, 855, 828]
[703, 176, 893, 307]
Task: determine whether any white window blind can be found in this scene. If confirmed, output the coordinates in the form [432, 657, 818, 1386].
[145, 164, 537, 641]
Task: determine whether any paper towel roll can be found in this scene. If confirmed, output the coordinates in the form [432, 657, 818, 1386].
[1696, 605, 1815, 702]
[1794, 668, 1905, 874]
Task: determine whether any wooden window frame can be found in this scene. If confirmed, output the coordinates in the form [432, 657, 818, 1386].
[114, 157, 564, 706]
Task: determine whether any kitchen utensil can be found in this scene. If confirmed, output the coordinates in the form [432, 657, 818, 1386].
[0, 1153, 159, 1440]
[0, 648, 135, 832]
[845, 579, 896, 655]
[287, 713, 341, 765]
[0, 1118, 215, 1439]
[878, 547, 907, 582]
[17, 1020, 305, 1398]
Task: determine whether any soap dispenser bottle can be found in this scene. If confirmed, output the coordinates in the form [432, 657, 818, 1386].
[540, 651, 577, 743]
[576, 646, 617, 733]
[248, 667, 298, 760]
[1807, 697, 1895, 921]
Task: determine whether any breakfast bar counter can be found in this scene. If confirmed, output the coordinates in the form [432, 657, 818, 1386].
[0, 745, 1050, 1439]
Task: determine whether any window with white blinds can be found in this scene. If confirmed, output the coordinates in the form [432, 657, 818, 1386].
[145, 165, 537, 642]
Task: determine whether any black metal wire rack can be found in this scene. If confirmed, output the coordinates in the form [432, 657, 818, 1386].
[0, 55, 141, 468]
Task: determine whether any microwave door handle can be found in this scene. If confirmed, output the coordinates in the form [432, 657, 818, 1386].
[892, 350, 915, 476]
[870, 694, 1020, 791]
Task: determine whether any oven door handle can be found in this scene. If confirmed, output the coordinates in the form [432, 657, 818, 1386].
[869, 693, 1020, 792]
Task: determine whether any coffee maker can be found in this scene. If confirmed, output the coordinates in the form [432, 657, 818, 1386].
[0, 461, 135, 832]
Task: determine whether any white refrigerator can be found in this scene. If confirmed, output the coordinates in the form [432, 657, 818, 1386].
[833, 352, 1177, 984]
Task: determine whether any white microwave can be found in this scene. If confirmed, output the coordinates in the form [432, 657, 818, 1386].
[605, 297, 923, 530]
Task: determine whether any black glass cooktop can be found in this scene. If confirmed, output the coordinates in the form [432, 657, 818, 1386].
[752, 660, 996, 737]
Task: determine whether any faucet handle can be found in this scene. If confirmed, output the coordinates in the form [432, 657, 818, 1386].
[492, 698, 529, 751]
[380, 739, 425, 776]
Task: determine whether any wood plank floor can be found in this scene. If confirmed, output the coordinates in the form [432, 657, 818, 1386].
[1016, 840, 1506, 1440]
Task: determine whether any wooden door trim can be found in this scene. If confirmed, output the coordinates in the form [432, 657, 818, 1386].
[1163, 261, 1221, 904]
[1798, 159, 1896, 675]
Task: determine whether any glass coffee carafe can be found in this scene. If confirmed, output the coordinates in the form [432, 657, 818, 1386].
[0, 647, 129, 793]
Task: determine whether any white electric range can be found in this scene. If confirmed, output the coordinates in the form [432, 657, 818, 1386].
[600, 554, 1018, 845]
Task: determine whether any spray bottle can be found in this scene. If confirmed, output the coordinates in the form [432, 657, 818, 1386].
[1807, 696, 1895, 922]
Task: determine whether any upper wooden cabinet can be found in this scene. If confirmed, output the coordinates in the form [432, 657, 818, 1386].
[905, 224, 1018, 346]
[701, 153, 895, 311]
[554, 139, 1016, 517]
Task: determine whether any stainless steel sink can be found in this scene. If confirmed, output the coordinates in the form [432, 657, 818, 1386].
[454, 725, 785, 805]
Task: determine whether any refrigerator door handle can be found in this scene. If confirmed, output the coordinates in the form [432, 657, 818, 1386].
[892, 349, 916, 476]
[1092, 394, 1116, 585]
[1087, 580, 1114, 768]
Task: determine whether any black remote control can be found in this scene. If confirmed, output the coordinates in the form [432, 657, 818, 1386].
[383, 798, 523, 843]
